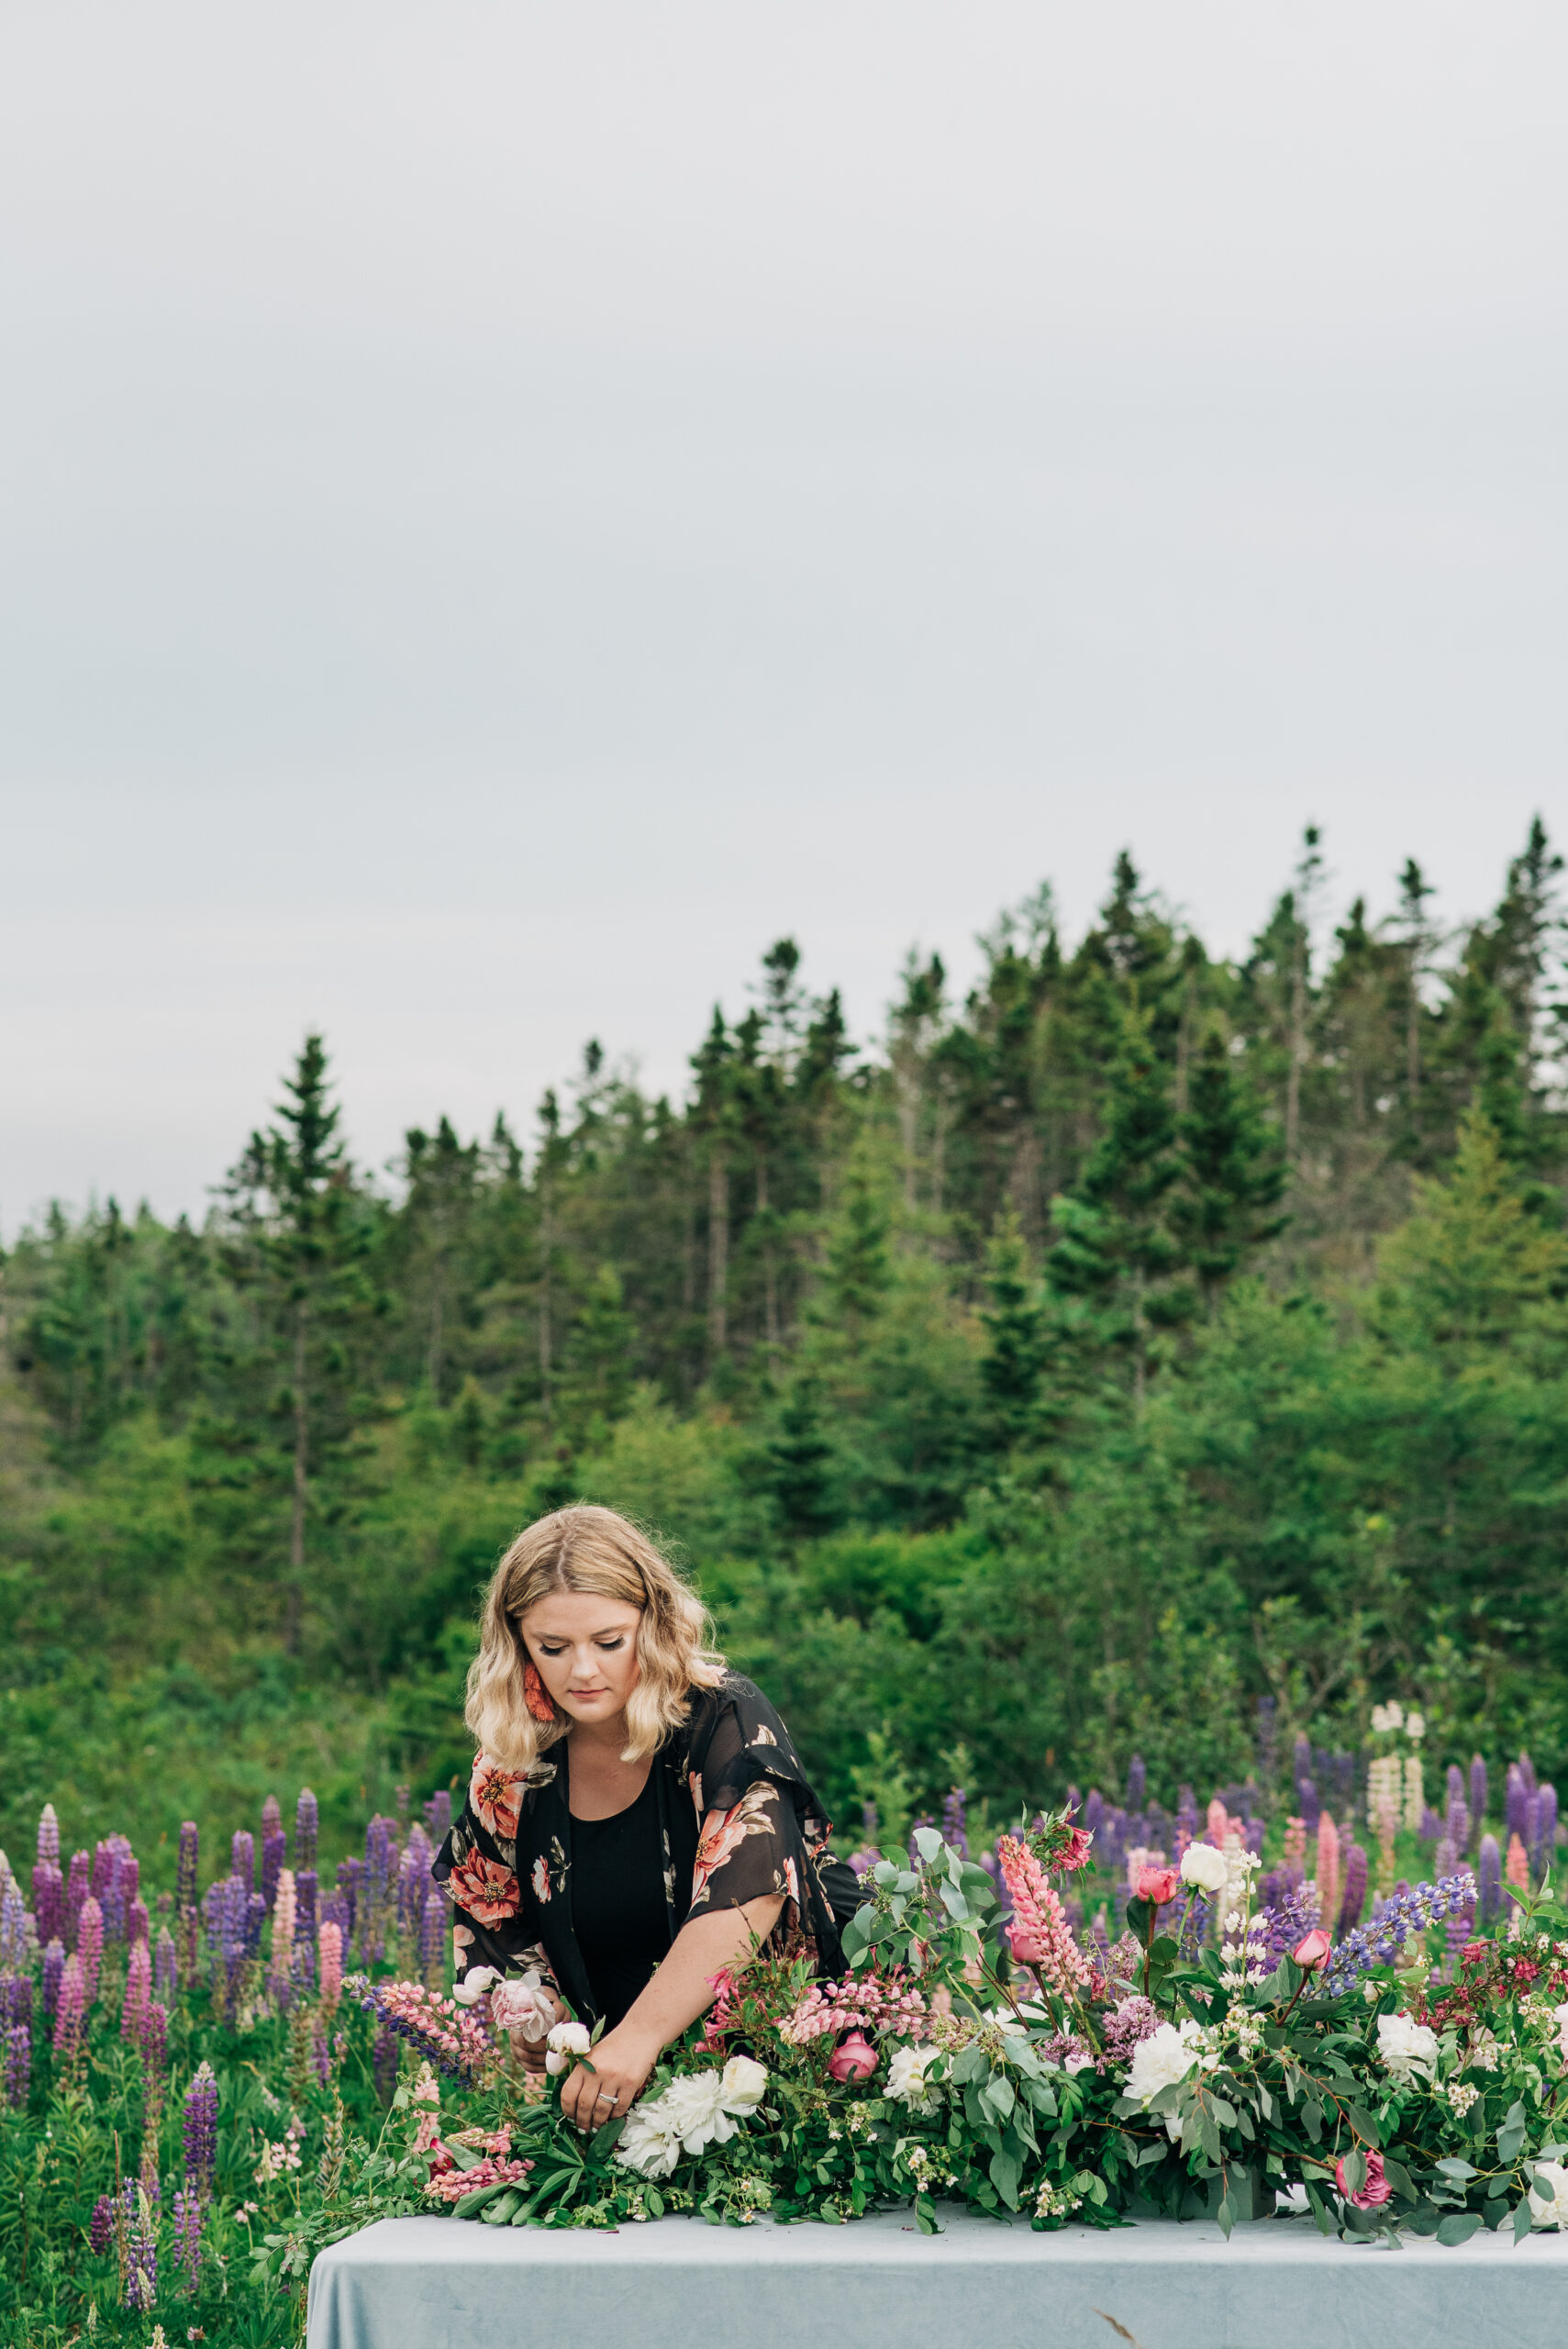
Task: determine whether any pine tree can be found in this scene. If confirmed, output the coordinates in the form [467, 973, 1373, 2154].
[1168, 1030, 1287, 1308]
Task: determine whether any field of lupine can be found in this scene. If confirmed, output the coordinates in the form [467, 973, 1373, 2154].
[0, 1700, 1562, 2346]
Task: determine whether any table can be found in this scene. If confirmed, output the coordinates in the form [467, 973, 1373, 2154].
[306, 2205, 1568, 2349]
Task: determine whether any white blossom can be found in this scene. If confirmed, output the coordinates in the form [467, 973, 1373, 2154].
[452, 1965, 500, 2008]
[1529, 2162, 1568, 2230]
[492, 1970, 557, 2042]
[885, 2044, 942, 2111]
[1179, 1843, 1228, 1894]
[1375, 2009, 1439, 2086]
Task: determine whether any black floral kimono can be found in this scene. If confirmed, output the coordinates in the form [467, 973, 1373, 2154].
[431, 1673, 858, 2025]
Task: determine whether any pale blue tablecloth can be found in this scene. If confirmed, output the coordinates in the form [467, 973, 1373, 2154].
[306, 2205, 1568, 2349]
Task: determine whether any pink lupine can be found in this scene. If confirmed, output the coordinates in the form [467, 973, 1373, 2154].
[271, 1869, 297, 2001]
[995, 1835, 1090, 1993]
[121, 1938, 152, 2043]
[1506, 1833, 1529, 1890]
[1317, 1813, 1340, 1929]
[319, 1920, 343, 2009]
[52, 1954, 85, 2070]
[77, 1897, 105, 2007]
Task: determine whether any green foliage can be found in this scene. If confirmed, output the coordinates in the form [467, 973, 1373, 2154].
[4, 827, 1568, 1853]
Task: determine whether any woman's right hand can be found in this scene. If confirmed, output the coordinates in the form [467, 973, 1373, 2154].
[511, 2004, 563, 2073]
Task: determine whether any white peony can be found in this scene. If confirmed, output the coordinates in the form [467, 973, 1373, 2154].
[491, 1970, 557, 2042]
[453, 1965, 500, 2008]
[1375, 2009, 1440, 2086]
[1529, 2161, 1568, 2230]
[885, 2043, 943, 2110]
[1180, 1842, 1229, 1895]
[617, 2102, 685, 2178]
[1126, 2021, 1205, 2128]
[544, 2019, 592, 2076]
[616, 2059, 772, 2176]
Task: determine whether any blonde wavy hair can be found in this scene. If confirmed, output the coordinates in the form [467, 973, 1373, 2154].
[464, 1505, 727, 1773]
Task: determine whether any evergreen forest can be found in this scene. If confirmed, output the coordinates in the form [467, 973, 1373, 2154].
[6, 822, 1568, 1871]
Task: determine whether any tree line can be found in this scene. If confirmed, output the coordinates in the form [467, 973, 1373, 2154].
[2, 820, 1565, 1858]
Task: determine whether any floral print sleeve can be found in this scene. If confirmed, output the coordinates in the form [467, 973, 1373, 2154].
[683, 1676, 854, 1968]
[431, 1750, 557, 1995]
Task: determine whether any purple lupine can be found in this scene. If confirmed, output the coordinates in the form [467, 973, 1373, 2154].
[1083, 1788, 1105, 1843]
[91, 1838, 117, 1914]
[183, 2060, 218, 2197]
[372, 2021, 399, 2105]
[365, 1816, 396, 1916]
[0, 1974, 33, 2027]
[1519, 1751, 1538, 1798]
[1448, 1797, 1471, 1854]
[1175, 1785, 1198, 1852]
[1506, 1765, 1527, 1842]
[4, 2021, 28, 2110]
[125, 2199, 157, 2311]
[176, 1822, 199, 1912]
[172, 2185, 204, 2292]
[1323, 1870, 1478, 1994]
[1176, 1892, 1209, 1962]
[397, 1826, 435, 1931]
[0, 1884, 27, 1969]
[1442, 1901, 1474, 1983]
[128, 1898, 150, 1947]
[1338, 1842, 1369, 1936]
[1535, 1784, 1558, 1883]
[1433, 1836, 1458, 1882]
[1296, 1778, 1321, 1833]
[64, 1851, 90, 1949]
[38, 1804, 60, 1869]
[52, 1954, 85, 2067]
[261, 1791, 283, 1845]
[41, 1939, 63, 2018]
[231, 1830, 255, 1897]
[295, 1868, 318, 1943]
[941, 1785, 970, 1858]
[1447, 1762, 1464, 1808]
[424, 1788, 452, 1844]
[1419, 1806, 1442, 1842]
[31, 1863, 63, 1949]
[261, 1829, 287, 1913]
[295, 1787, 319, 1872]
[319, 1890, 351, 1944]
[417, 1886, 445, 1988]
[243, 1891, 267, 1961]
[1256, 1886, 1322, 1965]
[154, 1926, 178, 2004]
[336, 1857, 362, 1947]
[1477, 1832, 1503, 1924]
[89, 2194, 116, 2254]
[1126, 1755, 1146, 1812]
[139, 1995, 169, 2066]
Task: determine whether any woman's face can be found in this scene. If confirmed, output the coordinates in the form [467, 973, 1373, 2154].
[518, 1590, 643, 1726]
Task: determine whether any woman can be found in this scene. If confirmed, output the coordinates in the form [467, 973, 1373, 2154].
[431, 1505, 858, 2132]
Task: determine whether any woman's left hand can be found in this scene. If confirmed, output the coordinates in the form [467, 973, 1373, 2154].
[559, 2025, 662, 2132]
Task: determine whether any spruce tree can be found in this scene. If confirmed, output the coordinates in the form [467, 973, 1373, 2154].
[762, 1374, 844, 1541]
[978, 1209, 1050, 1450]
[1045, 1004, 1180, 1402]
[1168, 1030, 1287, 1308]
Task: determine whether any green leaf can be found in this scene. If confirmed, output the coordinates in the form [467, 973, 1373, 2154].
[1436, 2213, 1482, 2246]
[988, 2148, 1022, 2209]
[1436, 2158, 1478, 2180]
[1381, 2156, 1416, 2201]
[1341, 2150, 1366, 2197]
[1497, 2123, 1527, 2165]
[1215, 2195, 1235, 2239]
[1512, 2198, 1534, 2244]
[1302, 2101, 1323, 2144]
[645, 2188, 665, 2220]
[1343, 2105, 1382, 2148]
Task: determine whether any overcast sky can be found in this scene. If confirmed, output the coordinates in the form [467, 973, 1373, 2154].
[2, 2, 1563, 1230]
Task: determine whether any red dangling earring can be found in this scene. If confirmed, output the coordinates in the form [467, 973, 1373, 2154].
[523, 1660, 555, 1724]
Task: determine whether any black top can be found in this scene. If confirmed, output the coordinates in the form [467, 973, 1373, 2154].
[570, 1771, 699, 2030]
[434, 1672, 863, 2026]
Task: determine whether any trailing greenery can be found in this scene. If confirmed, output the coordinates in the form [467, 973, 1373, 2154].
[4, 823, 1568, 1864]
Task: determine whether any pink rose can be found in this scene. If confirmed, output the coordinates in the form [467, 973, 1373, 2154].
[828, 2031, 878, 2083]
[1293, 1929, 1332, 1971]
[1335, 2149, 1391, 2210]
[1006, 1922, 1046, 1966]
[1135, 1865, 1179, 1905]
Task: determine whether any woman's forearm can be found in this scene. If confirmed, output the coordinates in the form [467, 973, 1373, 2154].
[617, 1896, 784, 2054]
